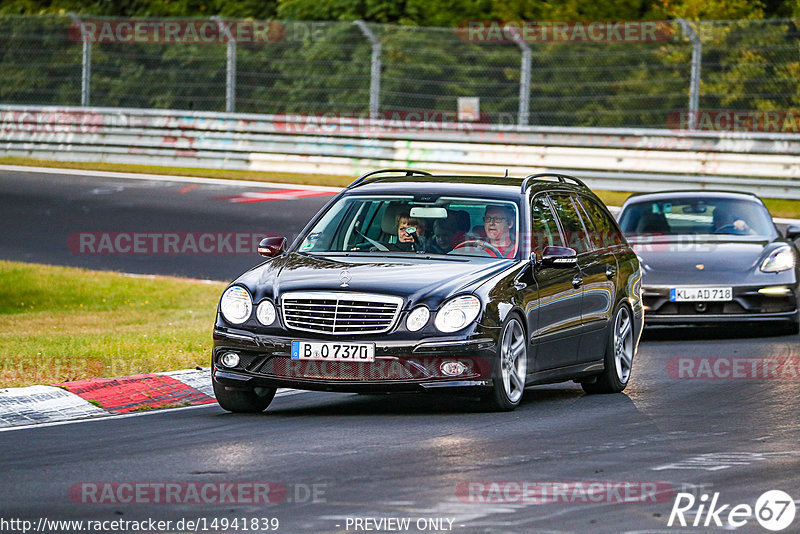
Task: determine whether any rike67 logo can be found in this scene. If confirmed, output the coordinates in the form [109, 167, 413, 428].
[668, 490, 796, 531]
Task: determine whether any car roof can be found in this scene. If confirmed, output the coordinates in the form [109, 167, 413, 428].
[621, 190, 764, 206]
[346, 174, 589, 201]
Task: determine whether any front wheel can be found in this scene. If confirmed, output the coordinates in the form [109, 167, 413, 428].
[582, 304, 634, 394]
[482, 316, 527, 411]
[213, 381, 276, 413]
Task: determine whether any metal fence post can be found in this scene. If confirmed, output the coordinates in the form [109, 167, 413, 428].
[213, 17, 237, 113]
[69, 14, 91, 106]
[677, 19, 702, 130]
[506, 25, 531, 127]
[354, 20, 381, 120]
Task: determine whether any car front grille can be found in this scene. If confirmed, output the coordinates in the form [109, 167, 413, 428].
[281, 292, 403, 335]
[261, 357, 419, 381]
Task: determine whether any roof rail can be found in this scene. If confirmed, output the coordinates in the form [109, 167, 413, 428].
[520, 173, 587, 193]
[347, 168, 432, 190]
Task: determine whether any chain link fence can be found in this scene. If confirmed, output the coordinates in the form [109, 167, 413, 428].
[0, 16, 798, 129]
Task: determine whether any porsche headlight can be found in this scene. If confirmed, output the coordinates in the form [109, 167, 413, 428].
[434, 295, 481, 333]
[761, 246, 796, 273]
[256, 299, 277, 326]
[220, 286, 252, 324]
[406, 306, 430, 332]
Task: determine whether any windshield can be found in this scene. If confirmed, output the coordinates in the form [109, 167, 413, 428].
[618, 197, 775, 238]
[297, 194, 520, 259]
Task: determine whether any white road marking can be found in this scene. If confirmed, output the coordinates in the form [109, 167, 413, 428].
[2, 164, 798, 224]
[0, 164, 342, 192]
[0, 387, 308, 433]
[652, 451, 800, 471]
[0, 385, 105, 427]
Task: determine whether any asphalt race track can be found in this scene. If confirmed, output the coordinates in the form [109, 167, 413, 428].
[0, 168, 336, 281]
[1, 168, 800, 533]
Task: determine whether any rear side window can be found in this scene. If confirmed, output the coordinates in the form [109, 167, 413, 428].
[549, 194, 591, 254]
[577, 196, 624, 250]
[530, 195, 564, 254]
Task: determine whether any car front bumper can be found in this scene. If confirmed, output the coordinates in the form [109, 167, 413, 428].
[642, 284, 799, 326]
[211, 327, 499, 393]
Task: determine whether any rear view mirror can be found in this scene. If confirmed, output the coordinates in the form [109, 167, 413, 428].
[540, 246, 578, 268]
[409, 206, 448, 219]
[258, 237, 287, 257]
[786, 225, 800, 241]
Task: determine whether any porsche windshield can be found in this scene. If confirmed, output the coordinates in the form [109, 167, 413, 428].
[618, 197, 775, 238]
[297, 195, 520, 259]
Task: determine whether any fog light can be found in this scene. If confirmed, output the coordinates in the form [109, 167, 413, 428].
[759, 286, 792, 296]
[440, 360, 467, 377]
[220, 352, 240, 368]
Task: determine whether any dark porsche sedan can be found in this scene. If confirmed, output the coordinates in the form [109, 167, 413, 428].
[617, 191, 800, 334]
[212, 170, 644, 412]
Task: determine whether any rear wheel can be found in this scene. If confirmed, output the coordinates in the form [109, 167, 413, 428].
[482, 316, 527, 411]
[582, 304, 634, 394]
[213, 381, 276, 413]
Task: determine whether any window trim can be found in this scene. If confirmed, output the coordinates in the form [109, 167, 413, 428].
[547, 192, 592, 255]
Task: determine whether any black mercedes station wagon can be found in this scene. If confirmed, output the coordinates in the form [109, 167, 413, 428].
[212, 170, 644, 412]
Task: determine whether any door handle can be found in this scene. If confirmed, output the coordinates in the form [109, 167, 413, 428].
[605, 266, 616, 279]
[572, 276, 583, 288]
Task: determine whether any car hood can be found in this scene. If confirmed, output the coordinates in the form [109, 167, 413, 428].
[628, 235, 783, 285]
[236, 253, 515, 308]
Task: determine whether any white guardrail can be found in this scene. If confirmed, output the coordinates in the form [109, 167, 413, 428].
[1, 104, 800, 198]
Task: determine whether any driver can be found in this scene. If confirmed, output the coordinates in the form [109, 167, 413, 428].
[713, 207, 752, 235]
[483, 205, 517, 258]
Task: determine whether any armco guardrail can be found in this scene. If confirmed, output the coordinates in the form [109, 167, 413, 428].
[1, 105, 799, 199]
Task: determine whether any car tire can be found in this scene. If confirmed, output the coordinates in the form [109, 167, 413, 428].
[213, 381, 276, 413]
[582, 303, 634, 394]
[481, 315, 528, 411]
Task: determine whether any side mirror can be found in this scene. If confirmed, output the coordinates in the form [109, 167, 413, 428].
[540, 246, 578, 268]
[258, 236, 287, 257]
[786, 225, 800, 241]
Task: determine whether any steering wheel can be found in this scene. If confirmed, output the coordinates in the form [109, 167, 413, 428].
[450, 239, 503, 258]
[714, 223, 748, 235]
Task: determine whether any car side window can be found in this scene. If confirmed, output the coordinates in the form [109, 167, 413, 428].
[530, 195, 564, 256]
[578, 197, 624, 249]
[549, 194, 591, 254]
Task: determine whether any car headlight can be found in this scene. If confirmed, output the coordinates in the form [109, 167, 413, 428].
[406, 306, 430, 332]
[761, 246, 796, 273]
[434, 295, 481, 333]
[256, 299, 277, 326]
[220, 286, 252, 324]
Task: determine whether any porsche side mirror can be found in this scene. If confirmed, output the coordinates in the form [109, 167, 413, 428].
[540, 246, 578, 268]
[786, 225, 800, 241]
[258, 236, 287, 257]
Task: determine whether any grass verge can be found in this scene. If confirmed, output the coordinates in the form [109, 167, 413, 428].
[0, 260, 224, 388]
[2, 156, 799, 218]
